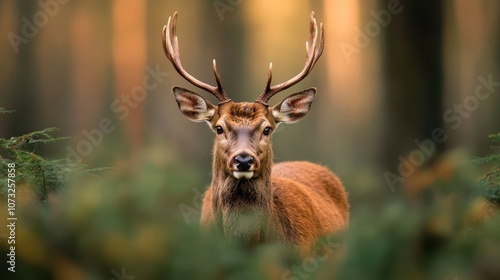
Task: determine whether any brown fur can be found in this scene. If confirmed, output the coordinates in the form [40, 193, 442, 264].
[199, 102, 349, 254]
[165, 10, 346, 255]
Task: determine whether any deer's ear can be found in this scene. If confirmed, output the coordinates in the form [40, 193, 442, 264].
[173, 86, 215, 122]
[271, 88, 316, 124]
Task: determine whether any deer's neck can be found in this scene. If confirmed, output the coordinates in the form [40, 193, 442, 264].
[210, 154, 274, 244]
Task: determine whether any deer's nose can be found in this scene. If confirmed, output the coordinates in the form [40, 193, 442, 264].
[234, 154, 254, 171]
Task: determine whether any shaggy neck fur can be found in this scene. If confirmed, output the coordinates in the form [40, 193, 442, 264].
[210, 145, 274, 245]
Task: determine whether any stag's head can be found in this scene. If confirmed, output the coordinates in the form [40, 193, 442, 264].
[163, 12, 324, 180]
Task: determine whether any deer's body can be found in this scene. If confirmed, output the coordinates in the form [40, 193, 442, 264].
[162, 12, 349, 253]
[202, 160, 348, 252]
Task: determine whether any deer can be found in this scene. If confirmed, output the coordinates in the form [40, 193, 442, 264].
[162, 11, 349, 255]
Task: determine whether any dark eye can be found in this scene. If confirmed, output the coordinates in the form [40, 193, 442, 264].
[216, 126, 224, 134]
[263, 127, 271, 136]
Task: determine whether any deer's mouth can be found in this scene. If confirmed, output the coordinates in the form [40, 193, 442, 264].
[232, 171, 254, 180]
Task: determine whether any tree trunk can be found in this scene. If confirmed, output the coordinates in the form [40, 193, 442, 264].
[381, 1, 444, 177]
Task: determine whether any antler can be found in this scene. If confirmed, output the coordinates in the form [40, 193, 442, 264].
[256, 12, 324, 105]
[163, 12, 231, 104]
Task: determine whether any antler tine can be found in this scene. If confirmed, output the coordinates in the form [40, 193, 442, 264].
[163, 12, 230, 103]
[212, 59, 225, 95]
[256, 12, 324, 105]
[264, 62, 273, 93]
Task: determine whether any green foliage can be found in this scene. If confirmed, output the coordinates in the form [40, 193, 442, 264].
[0, 107, 14, 114]
[1, 114, 500, 279]
[0, 112, 100, 202]
[336, 146, 500, 280]
[474, 133, 500, 203]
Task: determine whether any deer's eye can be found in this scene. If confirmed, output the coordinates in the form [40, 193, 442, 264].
[216, 126, 224, 135]
[263, 127, 271, 136]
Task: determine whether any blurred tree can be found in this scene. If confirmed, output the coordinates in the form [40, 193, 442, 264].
[381, 1, 444, 172]
[202, 0, 248, 100]
[443, 1, 500, 155]
[112, 0, 147, 158]
[70, 1, 110, 134]
[10, 2, 38, 136]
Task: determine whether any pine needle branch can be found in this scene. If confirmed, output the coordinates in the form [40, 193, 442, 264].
[0, 113, 104, 201]
[475, 133, 500, 204]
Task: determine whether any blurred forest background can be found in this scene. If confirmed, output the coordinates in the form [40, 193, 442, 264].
[0, 0, 499, 279]
[1, 0, 499, 186]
